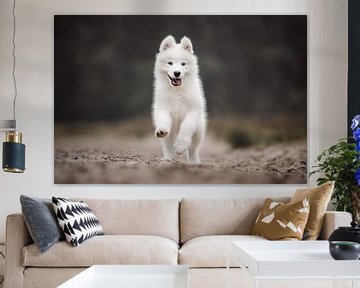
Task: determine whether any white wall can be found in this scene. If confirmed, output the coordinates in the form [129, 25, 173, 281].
[0, 0, 348, 242]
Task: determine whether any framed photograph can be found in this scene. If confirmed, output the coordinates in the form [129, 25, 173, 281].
[54, 15, 307, 184]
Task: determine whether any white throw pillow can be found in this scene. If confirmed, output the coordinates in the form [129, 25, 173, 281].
[52, 197, 103, 247]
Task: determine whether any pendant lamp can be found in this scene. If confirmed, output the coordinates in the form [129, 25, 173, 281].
[1, 0, 26, 173]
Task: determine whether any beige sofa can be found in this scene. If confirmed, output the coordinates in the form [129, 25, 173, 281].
[4, 198, 352, 288]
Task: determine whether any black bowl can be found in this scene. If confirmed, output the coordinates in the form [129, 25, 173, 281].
[329, 241, 360, 260]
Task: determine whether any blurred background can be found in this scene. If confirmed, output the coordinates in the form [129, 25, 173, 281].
[55, 15, 307, 149]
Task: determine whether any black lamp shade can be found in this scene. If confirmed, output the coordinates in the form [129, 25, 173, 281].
[3, 138, 25, 173]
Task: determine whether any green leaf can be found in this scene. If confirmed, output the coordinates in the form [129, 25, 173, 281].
[310, 137, 360, 214]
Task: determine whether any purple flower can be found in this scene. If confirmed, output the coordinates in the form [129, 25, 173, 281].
[353, 128, 360, 142]
[357, 142, 360, 152]
[356, 167, 360, 186]
[352, 115, 360, 130]
[352, 119, 359, 130]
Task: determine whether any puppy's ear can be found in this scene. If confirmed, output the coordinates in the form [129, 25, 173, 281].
[180, 36, 193, 54]
[159, 35, 176, 52]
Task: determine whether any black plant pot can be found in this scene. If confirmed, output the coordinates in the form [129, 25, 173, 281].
[329, 241, 360, 260]
[329, 221, 360, 244]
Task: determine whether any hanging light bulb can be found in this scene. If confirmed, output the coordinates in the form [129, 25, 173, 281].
[1, 0, 26, 173]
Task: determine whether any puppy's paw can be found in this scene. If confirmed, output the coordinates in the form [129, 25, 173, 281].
[155, 128, 169, 138]
[174, 140, 189, 155]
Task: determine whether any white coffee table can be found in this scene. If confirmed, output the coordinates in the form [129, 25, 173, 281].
[58, 265, 189, 288]
[228, 241, 360, 288]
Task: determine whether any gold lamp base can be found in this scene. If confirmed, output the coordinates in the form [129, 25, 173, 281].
[3, 167, 24, 173]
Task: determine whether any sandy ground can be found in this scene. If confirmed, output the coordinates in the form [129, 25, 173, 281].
[54, 134, 306, 184]
[55, 133, 307, 184]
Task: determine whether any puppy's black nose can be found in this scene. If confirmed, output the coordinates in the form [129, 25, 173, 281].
[174, 71, 181, 78]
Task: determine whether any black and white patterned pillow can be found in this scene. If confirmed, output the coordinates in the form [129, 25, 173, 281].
[52, 197, 104, 247]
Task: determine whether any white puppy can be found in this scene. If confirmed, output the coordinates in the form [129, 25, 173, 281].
[152, 35, 206, 164]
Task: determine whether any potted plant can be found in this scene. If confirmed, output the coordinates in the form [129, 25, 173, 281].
[310, 115, 360, 222]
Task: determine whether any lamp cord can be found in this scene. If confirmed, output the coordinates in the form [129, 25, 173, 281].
[12, 0, 17, 129]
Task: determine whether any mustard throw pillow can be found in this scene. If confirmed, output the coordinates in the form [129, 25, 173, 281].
[252, 198, 310, 240]
[289, 181, 334, 240]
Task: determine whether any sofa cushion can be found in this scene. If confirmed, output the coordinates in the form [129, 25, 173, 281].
[252, 198, 310, 240]
[290, 181, 334, 240]
[23, 235, 178, 267]
[20, 195, 64, 253]
[52, 197, 104, 247]
[24, 268, 86, 288]
[180, 198, 288, 243]
[179, 235, 267, 268]
[72, 199, 179, 243]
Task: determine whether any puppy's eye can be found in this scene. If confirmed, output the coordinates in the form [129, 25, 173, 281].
[168, 61, 173, 65]
[181, 62, 186, 66]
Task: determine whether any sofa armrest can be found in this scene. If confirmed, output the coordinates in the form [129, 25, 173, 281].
[4, 213, 32, 288]
[318, 211, 352, 240]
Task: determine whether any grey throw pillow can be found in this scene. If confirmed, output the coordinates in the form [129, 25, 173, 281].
[20, 195, 64, 253]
